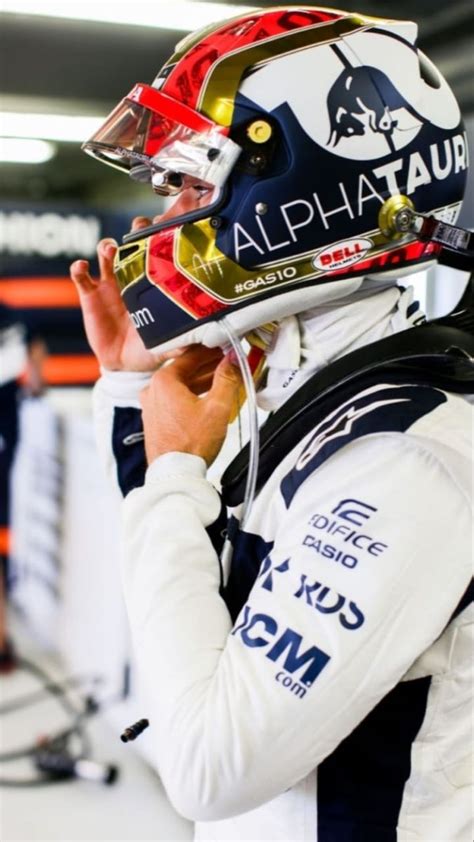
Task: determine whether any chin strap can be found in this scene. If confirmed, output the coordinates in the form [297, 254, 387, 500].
[379, 195, 474, 273]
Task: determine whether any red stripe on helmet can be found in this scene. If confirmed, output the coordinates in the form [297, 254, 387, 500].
[162, 8, 344, 111]
[147, 230, 227, 320]
[326, 241, 441, 280]
[126, 84, 222, 134]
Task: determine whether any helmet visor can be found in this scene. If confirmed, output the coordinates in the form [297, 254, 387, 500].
[83, 83, 241, 198]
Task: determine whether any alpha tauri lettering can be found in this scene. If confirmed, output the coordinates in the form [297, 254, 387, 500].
[232, 133, 468, 261]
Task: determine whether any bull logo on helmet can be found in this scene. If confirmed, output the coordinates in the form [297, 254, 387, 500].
[238, 28, 461, 163]
[327, 46, 424, 153]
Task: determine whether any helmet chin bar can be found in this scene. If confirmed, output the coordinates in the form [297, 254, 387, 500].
[121, 184, 229, 243]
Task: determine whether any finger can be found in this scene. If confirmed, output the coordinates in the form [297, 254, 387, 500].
[187, 370, 216, 396]
[167, 345, 224, 381]
[175, 359, 221, 390]
[159, 347, 187, 362]
[70, 259, 98, 294]
[151, 347, 224, 400]
[97, 237, 118, 282]
[209, 354, 243, 406]
[131, 216, 153, 232]
[189, 350, 225, 378]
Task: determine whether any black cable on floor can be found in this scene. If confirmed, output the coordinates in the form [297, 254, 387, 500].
[0, 673, 101, 716]
[0, 653, 119, 786]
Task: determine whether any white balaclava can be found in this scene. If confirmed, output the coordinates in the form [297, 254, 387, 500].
[257, 279, 424, 411]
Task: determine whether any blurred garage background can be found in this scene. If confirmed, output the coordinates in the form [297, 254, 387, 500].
[0, 2, 472, 839]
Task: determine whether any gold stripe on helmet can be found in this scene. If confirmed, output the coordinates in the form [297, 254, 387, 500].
[175, 218, 425, 305]
[198, 15, 375, 126]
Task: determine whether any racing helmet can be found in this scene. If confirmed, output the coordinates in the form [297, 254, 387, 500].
[83, 6, 468, 353]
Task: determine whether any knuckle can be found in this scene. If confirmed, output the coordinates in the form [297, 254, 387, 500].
[131, 216, 151, 230]
[152, 366, 168, 382]
[219, 370, 240, 386]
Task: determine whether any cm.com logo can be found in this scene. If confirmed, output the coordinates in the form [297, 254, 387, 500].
[129, 307, 155, 329]
[232, 605, 330, 700]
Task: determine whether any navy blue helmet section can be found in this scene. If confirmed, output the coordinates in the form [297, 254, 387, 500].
[216, 88, 467, 270]
[122, 276, 194, 348]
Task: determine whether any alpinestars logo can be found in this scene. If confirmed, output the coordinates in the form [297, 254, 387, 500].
[296, 396, 409, 471]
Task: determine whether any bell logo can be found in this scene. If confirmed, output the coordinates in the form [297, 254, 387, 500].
[312, 238, 372, 272]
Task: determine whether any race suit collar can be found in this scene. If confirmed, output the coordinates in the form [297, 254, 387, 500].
[257, 280, 423, 411]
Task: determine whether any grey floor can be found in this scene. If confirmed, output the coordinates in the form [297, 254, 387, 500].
[0, 635, 193, 842]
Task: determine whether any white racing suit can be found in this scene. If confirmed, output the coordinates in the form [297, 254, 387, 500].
[94, 285, 473, 841]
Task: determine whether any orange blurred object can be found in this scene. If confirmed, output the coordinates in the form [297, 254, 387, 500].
[0, 278, 80, 308]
